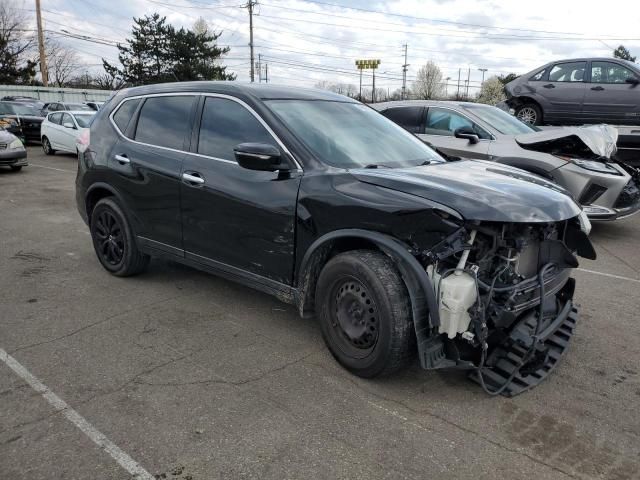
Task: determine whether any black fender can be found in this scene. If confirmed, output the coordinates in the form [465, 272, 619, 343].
[84, 182, 143, 235]
[296, 229, 440, 351]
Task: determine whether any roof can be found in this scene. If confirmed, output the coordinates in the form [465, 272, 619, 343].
[117, 81, 356, 102]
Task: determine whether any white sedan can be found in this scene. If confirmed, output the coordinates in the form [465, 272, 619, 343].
[41, 111, 95, 155]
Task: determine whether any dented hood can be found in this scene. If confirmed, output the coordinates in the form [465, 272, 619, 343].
[352, 160, 581, 223]
[515, 125, 618, 159]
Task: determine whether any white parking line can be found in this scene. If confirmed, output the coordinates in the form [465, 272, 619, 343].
[576, 268, 640, 284]
[0, 348, 154, 480]
[29, 163, 75, 173]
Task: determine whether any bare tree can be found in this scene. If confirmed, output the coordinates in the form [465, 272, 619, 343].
[192, 17, 209, 37]
[92, 71, 125, 90]
[412, 61, 445, 100]
[0, 0, 36, 84]
[314, 80, 358, 98]
[477, 76, 506, 106]
[46, 40, 79, 87]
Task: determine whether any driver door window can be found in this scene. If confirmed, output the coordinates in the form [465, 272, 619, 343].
[424, 107, 490, 139]
[548, 62, 586, 82]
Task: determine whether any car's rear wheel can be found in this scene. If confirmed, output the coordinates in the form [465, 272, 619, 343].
[10, 166, 22, 172]
[42, 136, 55, 155]
[90, 197, 150, 277]
[315, 250, 414, 378]
[515, 103, 542, 126]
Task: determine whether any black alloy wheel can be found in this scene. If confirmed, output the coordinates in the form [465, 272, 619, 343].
[94, 209, 125, 267]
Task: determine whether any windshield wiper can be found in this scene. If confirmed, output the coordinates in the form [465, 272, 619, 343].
[364, 163, 391, 169]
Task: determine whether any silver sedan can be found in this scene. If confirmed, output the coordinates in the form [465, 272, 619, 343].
[374, 100, 639, 221]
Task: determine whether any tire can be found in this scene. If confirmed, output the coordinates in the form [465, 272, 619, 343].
[90, 197, 150, 277]
[515, 103, 542, 126]
[42, 136, 55, 155]
[315, 250, 414, 378]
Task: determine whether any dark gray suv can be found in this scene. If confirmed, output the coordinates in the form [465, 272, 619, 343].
[505, 58, 640, 125]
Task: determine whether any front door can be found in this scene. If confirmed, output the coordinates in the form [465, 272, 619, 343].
[59, 113, 78, 152]
[180, 95, 301, 285]
[418, 106, 492, 159]
[583, 61, 640, 124]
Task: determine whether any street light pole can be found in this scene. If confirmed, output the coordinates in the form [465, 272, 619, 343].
[478, 68, 488, 85]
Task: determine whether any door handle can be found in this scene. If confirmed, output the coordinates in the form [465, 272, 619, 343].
[542, 84, 555, 89]
[182, 172, 205, 185]
[591, 86, 605, 91]
[114, 154, 130, 164]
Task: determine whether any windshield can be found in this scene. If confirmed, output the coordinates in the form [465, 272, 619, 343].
[463, 105, 539, 135]
[73, 113, 94, 128]
[67, 103, 93, 111]
[0, 103, 40, 116]
[266, 100, 444, 168]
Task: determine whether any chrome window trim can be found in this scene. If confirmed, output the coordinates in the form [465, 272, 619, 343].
[424, 105, 496, 141]
[108, 91, 303, 171]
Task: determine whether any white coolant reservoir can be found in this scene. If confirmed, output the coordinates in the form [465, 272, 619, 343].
[427, 229, 478, 339]
[437, 272, 477, 339]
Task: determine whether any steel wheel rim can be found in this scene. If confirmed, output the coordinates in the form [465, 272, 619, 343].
[329, 277, 379, 358]
[517, 107, 537, 124]
[94, 211, 125, 266]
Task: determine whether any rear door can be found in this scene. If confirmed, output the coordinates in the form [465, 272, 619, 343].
[539, 61, 587, 124]
[108, 94, 197, 254]
[180, 95, 301, 285]
[583, 60, 640, 124]
[418, 106, 492, 159]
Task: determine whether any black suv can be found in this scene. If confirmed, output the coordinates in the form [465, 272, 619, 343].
[76, 83, 596, 395]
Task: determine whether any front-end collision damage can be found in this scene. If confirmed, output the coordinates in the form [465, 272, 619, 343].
[413, 217, 595, 396]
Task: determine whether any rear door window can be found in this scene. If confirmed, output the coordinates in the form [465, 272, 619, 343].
[591, 62, 636, 84]
[134, 96, 195, 150]
[112, 98, 141, 136]
[548, 62, 587, 82]
[381, 107, 424, 133]
[49, 113, 62, 125]
[197, 97, 275, 161]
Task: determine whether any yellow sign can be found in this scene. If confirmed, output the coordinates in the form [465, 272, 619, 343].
[355, 59, 381, 69]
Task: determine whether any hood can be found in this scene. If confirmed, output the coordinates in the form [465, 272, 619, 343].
[352, 160, 581, 223]
[0, 129, 17, 142]
[516, 125, 618, 159]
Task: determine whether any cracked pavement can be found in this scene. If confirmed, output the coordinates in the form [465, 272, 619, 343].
[1, 148, 639, 479]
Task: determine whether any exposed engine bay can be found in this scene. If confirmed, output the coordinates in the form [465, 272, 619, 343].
[417, 217, 595, 396]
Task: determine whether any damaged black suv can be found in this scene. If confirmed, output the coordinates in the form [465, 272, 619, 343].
[76, 83, 596, 396]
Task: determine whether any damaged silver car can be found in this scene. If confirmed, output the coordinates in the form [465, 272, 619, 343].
[375, 101, 640, 221]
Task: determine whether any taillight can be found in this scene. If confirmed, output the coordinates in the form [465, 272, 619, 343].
[76, 129, 90, 153]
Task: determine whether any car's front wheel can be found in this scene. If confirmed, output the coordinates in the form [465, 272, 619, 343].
[315, 250, 414, 378]
[42, 136, 55, 155]
[515, 103, 542, 125]
[90, 197, 150, 277]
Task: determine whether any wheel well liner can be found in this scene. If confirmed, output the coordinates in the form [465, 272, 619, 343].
[296, 229, 440, 335]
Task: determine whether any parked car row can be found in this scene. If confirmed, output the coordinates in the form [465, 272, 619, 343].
[0, 97, 103, 144]
[75, 82, 598, 396]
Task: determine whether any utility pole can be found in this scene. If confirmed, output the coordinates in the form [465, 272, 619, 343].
[372, 68, 376, 103]
[247, 0, 257, 82]
[478, 68, 488, 85]
[257, 53, 262, 83]
[465, 67, 470, 99]
[456, 68, 461, 100]
[264, 63, 268, 83]
[401, 44, 408, 100]
[35, 0, 48, 87]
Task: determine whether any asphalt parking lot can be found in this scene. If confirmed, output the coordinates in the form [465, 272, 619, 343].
[1, 146, 640, 480]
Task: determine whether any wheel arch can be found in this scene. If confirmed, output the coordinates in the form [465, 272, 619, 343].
[85, 183, 127, 226]
[295, 229, 440, 341]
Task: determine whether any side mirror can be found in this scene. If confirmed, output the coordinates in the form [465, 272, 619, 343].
[234, 143, 286, 172]
[454, 126, 480, 144]
[63, 121, 75, 129]
[625, 77, 640, 86]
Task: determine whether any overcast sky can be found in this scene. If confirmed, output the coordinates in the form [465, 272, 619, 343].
[24, 0, 640, 93]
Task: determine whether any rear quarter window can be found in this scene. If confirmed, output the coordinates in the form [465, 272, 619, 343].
[112, 98, 141, 137]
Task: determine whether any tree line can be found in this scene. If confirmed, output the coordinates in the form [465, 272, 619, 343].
[0, 0, 233, 89]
